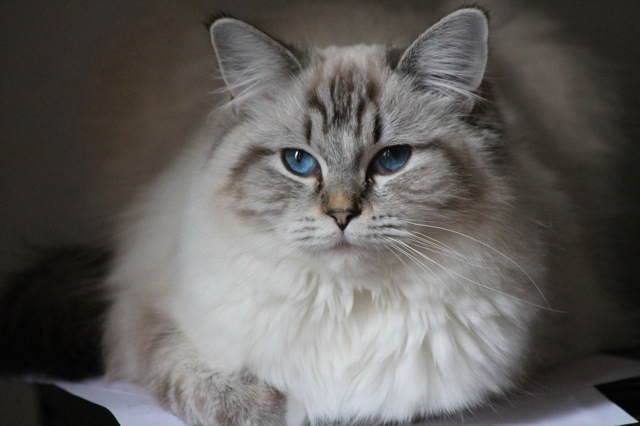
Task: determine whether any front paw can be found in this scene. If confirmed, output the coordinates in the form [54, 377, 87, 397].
[155, 368, 286, 426]
[214, 372, 287, 426]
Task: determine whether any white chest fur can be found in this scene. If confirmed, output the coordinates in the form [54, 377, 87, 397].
[174, 235, 533, 420]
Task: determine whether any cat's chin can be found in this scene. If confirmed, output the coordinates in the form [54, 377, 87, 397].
[330, 240, 359, 253]
[310, 240, 383, 276]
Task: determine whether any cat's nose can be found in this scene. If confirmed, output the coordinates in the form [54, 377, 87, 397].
[326, 208, 361, 230]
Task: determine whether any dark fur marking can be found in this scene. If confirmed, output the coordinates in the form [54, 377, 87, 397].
[224, 145, 282, 220]
[385, 46, 404, 70]
[307, 91, 329, 133]
[304, 115, 313, 145]
[366, 78, 380, 105]
[330, 75, 345, 127]
[373, 112, 383, 144]
[354, 96, 367, 139]
[355, 79, 380, 139]
[427, 140, 484, 203]
[330, 68, 358, 128]
[228, 145, 275, 189]
[292, 226, 319, 233]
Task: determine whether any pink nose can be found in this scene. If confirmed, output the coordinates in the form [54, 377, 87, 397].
[327, 208, 360, 230]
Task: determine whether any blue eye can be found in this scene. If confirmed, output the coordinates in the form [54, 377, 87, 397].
[282, 149, 319, 177]
[372, 145, 411, 174]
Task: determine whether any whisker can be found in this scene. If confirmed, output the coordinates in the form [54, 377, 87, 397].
[398, 231, 486, 266]
[385, 238, 451, 289]
[381, 243, 418, 283]
[391, 233, 560, 312]
[397, 219, 553, 310]
[385, 237, 467, 302]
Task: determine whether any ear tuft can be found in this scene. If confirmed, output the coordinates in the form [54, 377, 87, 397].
[210, 18, 301, 106]
[397, 8, 489, 98]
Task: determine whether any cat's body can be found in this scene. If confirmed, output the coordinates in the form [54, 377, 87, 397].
[37, 1, 632, 424]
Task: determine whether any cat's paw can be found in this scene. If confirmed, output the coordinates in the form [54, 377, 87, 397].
[213, 372, 287, 426]
[156, 368, 286, 426]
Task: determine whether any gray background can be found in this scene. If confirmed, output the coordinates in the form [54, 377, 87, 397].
[1, 1, 639, 424]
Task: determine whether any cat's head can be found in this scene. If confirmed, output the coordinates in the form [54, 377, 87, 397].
[206, 8, 511, 275]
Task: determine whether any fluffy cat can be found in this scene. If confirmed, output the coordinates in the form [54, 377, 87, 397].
[2, 1, 633, 425]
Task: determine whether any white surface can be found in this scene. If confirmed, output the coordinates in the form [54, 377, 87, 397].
[55, 354, 639, 426]
[58, 380, 185, 426]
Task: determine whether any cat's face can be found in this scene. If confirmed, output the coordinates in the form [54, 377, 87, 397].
[208, 10, 507, 274]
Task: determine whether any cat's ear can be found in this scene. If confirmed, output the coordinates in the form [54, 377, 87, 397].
[397, 8, 488, 99]
[210, 18, 301, 107]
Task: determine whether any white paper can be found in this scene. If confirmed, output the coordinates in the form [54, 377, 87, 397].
[57, 379, 185, 426]
[55, 354, 639, 426]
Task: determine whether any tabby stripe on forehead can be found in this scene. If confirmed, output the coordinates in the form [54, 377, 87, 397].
[304, 115, 312, 145]
[307, 92, 328, 133]
[354, 98, 367, 139]
[332, 69, 366, 130]
[355, 78, 382, 140]
[365, 79, 379, 104]
[373, 112, 383, 144]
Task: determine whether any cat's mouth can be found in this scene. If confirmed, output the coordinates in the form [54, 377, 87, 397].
[330, 240, 359, 253]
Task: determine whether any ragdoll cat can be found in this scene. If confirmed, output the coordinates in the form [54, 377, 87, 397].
[0, 0, 632, 425]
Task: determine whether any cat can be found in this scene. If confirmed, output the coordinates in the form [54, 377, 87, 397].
[1, 0, 634, 425]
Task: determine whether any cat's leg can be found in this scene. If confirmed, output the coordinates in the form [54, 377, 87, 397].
[106, 307, 287, 426]
[148, 357, 287, 426]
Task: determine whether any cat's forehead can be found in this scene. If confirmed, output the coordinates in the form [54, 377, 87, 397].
[306, 45, 387, 96]
[298, 46, 390, 162]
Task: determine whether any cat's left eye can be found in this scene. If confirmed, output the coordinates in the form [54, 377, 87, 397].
[282, 148, 319, 177]
[370, 145, 412, 175]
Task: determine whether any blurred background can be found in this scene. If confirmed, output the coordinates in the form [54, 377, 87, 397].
[1, 1, 639, 424]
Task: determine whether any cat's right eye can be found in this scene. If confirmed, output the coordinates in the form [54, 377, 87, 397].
[282, 148, 319, 177]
